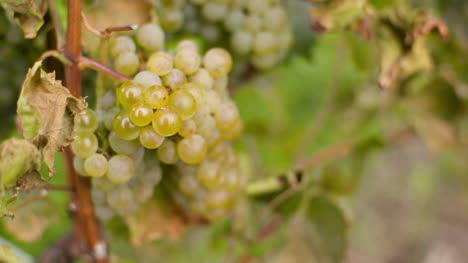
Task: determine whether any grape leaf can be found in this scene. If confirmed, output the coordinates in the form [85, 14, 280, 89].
[276, 194, 348, 263]
[17, 61, 87, 177]
[0, 138, 41, 187]
[0, 244, 24, 263]
[0, 0, 45, 38]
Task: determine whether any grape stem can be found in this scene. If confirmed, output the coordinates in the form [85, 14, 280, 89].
[63, 0, 109, 262]
[79, 56, 131, 81]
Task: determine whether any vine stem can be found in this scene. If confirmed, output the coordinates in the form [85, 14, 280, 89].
[64, 0, 108, 262]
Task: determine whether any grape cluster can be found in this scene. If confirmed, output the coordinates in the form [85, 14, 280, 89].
[153, 0, 293, 70]
[72, 23, 245, 221]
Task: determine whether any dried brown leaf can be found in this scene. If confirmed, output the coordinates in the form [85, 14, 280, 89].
[17, 61, 87, 177]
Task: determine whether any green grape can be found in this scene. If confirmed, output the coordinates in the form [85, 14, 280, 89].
[136, 23, 165, 52]
[201, 24, 221, 43]
[92, 176, 115, 192]
[174, 49, 201, 75]
[177, 134, 207, 164]
[108, 131, 139, 155]
[129, 146, 145, 165]
[133, 70, 162, 89]
[84, 153, 108, 177]
[221, 118, 243, 140]
[107, 155, 135, 184]
[147, 52, 173, 76]
[178, 174, 201, 197]
[224, 9, 245, 32]
[176, 162, 197, 176]
[129, 103, 154, 126]
[91, 188, 106, 205]
[132, 180, 154, 203]
[189, 68, 213, 89]
[103, 107, 121, 130]
[213, 75, 228, 97]
[196, 159, 221, 189]
[205, 190, 233, 209]
[74, 109, 98, 132]
[152, 108, 182, 136]
[246, 0, 270, 14]
[178, 119, 197, 137]
[139, 125, 165, 149]
[139, 163, 162, 185]
[202, 2, 228, 22]
[73, 156, 87, 176]
[203, 48, 232, 77]
[167, 89, 197, 120]
[71, 131, 98, 159]
[253, 31, 276, 56]
[143, 85, 169, 109]
[176, 39, 199, 53]
[231, 30, 253, 55]
[95, 203, 115, 221]
[219, 168, 241, 191]
[117, 81, 144, 109]
[101, 90, 116, 110]
[106, 185, 135, 212]
[205, 89, 221, 112]
[110, 36, 136, 58]
[160, 8, 184, 32]
[251, 53, 278, 70]
[163, 69, 187, 90]
[243, 15, 262, 32]
[213, 101, 240, 131]
[181, 82, 206, 107]
[264, 6, 288, 32]
[156, 140, 178, 164]
[114, 51, 140, 76]
[113, 110, 141, 140]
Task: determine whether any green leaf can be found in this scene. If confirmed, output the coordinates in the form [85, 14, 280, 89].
[17, 61, 87, 177]
[0, 244, 24, 263]
[0, 0, 45, 38]
[276, 194, 348, 263]
[0, 138, 41, 187]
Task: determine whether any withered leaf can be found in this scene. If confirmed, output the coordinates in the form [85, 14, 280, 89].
[124, 194, 190, 246]
[17, 61, 87, 178]
[0, 0, 45, 39]
[0, 138, 41, 187]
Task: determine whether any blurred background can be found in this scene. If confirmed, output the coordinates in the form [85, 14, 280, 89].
[1, 0, 468, 262]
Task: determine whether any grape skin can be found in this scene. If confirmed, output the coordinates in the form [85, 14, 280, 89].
[177, 134, 207, 164]
[108, 131, 139, 155]
[136, 23, 165, 52]
[143, 85, 170, 109]
[84, 153, 109, 177]
[113, 110, 141, 141]
[133, 70, 163, 89]
[71, 131, 98, 159]
[139, 125, 165, 149]
[147, 52, 173, 76]
[129, 103, 154, 127]
[110, 36, 136, 58]
[157, 140, 178, 164]
[203, 48, 232, 77]
[114, 51, 140, 76]
[107, 155, 135, 184]
[152, 108, 182, 136]
[75, 109, 98, 132]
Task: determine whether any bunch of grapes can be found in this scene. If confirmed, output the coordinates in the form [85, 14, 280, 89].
[71, 23, 245, 221]
[153, 0, 293, 70]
